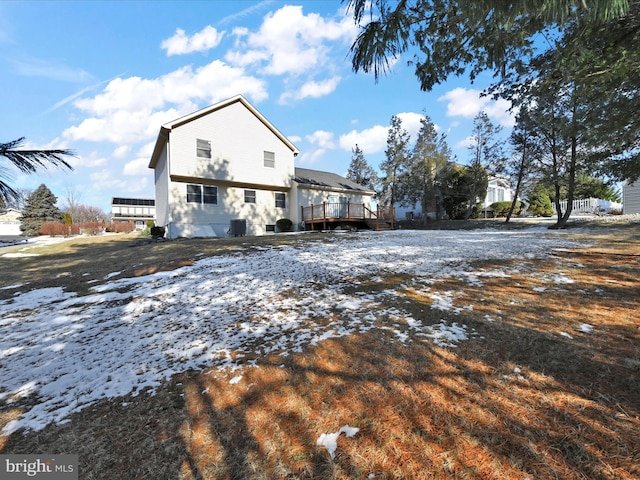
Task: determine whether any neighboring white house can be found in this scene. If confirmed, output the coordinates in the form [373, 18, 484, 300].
[0, 208, 22, 236]
[148, 95, 376, 238]
[395, 174, 514, 220]
[111, 197, 156, 230]
[623, 181, 640, 214]
[483, 175, 513, 212]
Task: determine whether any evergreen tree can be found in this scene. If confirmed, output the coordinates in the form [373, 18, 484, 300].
[462, 112, 498, 219]
[402, 115, 451, 221]
[439, 164, 471, 220]
[528, 183, 554, 217]
[380, 115, 410, 206]
[347, 0, 630, 91]
[346, 145, 379, 192]
[573, 174, 622, 202]
[19, 184, 64, 236]
[468, 112, 506, 174]
[505, 108, 541, 223]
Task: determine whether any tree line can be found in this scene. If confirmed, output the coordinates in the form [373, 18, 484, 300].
[345, 111, 619, 223]
[346, 0, 637, 227]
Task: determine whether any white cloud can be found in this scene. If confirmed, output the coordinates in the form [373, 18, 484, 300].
[71, 151, 107, 169]
[483, 98, 516, 128]
[113, 145, 130, 158]
[438, 87, 515, 127]
[226, 5, 356, 76]
[89, 169, 149, 194]
[123, 157, 151, 177]
[161, 26, 224, 56]
[280, 76, 342, 103]
[137, 141, 156, 158]
[297, 148, 326, 166]
[339, 125, 388, 154]
[62, 61, 267, 144]
[397, 112, 425, 140]
[306, 130, 335, 149]
[455, 135, 476, 150]
[439, 88, 486, 119]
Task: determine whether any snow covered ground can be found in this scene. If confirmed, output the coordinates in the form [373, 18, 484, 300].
[0, 229, 580, 435]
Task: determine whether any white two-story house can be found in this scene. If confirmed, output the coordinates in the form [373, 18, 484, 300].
[148, 95, 378, 238]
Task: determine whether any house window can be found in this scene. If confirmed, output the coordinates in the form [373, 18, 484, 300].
[244, 190, 256, 204]
[196, 139, 211, 158]
[203, 186, 218, 204]
[265, 224, 276, 232]
[187, 184, 218, 205]
[275, 192, 286, 208]
[264, 151, 275, 168]
[187, 184, 202, 203]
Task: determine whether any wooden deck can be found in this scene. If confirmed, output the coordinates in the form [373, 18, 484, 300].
[301, 203, 396, 231]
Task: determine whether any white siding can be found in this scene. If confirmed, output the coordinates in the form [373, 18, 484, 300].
[623, 182, 640, 214]
[154, 144, 170, 227]
[166, 180, 293, 237]
[168, 101, 294, 188]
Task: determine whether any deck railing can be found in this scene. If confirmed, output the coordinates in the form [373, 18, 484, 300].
[301, 202, 395, 224]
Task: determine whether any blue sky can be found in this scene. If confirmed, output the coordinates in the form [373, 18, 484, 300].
[0, 1, 514, 213]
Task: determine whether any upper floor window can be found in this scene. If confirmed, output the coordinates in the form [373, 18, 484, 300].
[264, 151, 275, 168]
[244, 190, 256, 204]
[187, 185, 218, 205]
[275, 192, 286, 208]
[196, 139, 211, 158]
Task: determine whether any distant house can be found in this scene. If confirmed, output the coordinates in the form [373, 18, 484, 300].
[111, 197, 155, 230]
[0, 208, 22, 236]
[482, 175, 514, 216]
[148, 95, 381, 238]
[623, 182, 640, 214]
[396, 174, 514, 220]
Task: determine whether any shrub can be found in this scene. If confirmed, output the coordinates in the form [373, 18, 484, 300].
[528, 187, 554, 217]
[490, 201, 526, 217]
[79, 222, 102, 235]
[40, 222, 70, 236]
[107, 221, 136, 233]
[276, 218, 293, 232]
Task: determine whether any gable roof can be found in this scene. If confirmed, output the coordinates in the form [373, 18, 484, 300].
[294, 167, 375, 194]
[148, 95, 299, 169]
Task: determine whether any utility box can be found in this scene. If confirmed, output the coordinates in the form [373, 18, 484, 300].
[230, 219, 246, 236]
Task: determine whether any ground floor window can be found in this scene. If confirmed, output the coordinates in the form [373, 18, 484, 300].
[187, 184, 218, 204]
[244, 189, 256, 204]
[275, 192, 286, 208]
[265, 224, 276, 232]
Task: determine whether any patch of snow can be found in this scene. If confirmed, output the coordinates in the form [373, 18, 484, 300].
[418, 322, 468, 347]
[552, 274, 575, 285]
[316, 424, 360, 458]
[429, 291, 454, 311]
[560, 331, 574, 339]
[0, 229, 579, 434]
[579, 323, 594, 333]
[229, 376, 242, 385]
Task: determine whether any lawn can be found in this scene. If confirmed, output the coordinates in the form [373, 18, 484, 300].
[0, 220, 638, 479]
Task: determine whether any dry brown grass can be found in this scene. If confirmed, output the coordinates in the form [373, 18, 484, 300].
[1, 223, 639, 479]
